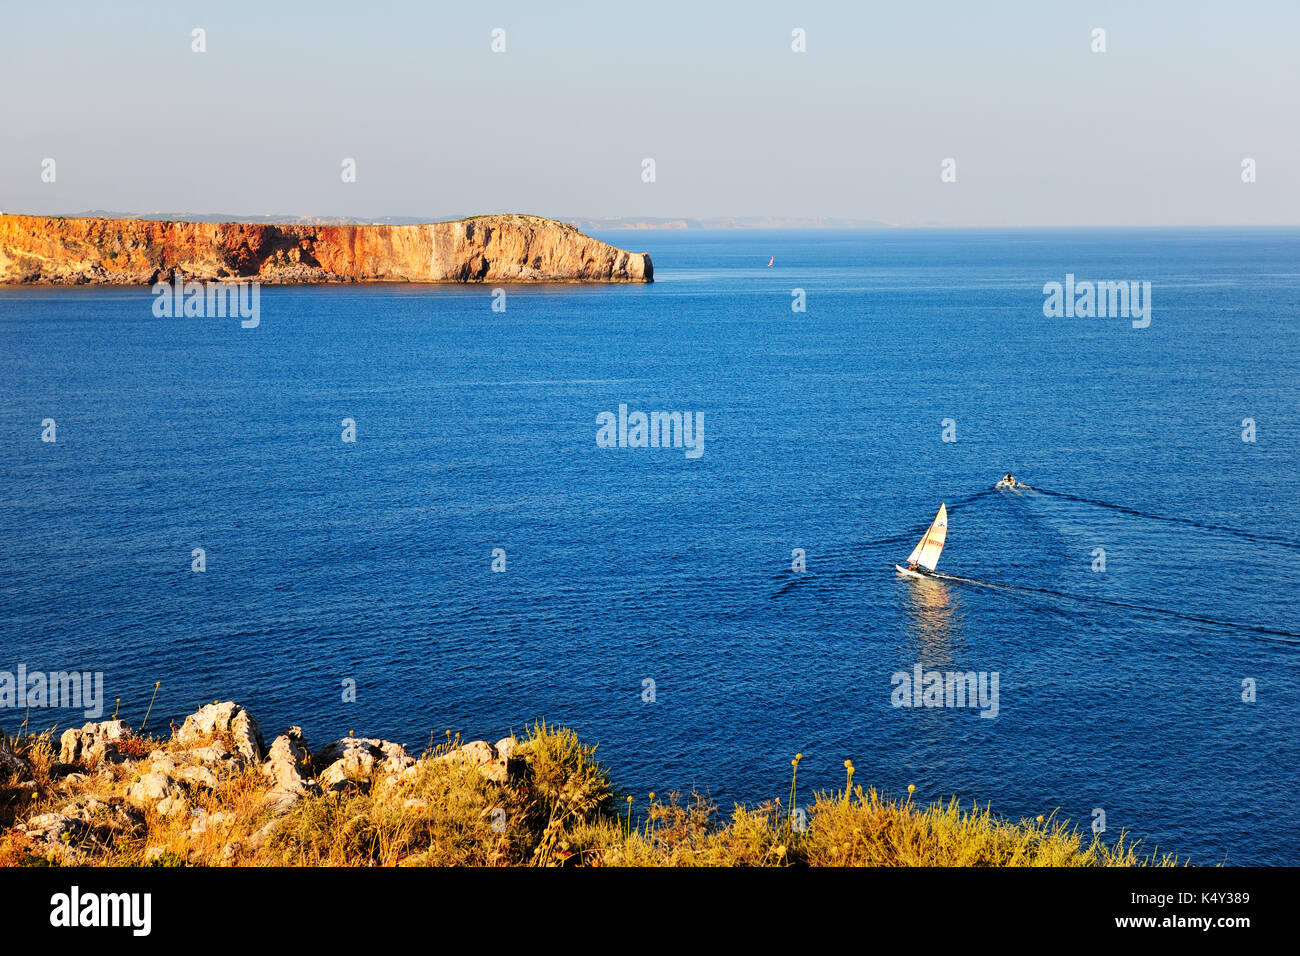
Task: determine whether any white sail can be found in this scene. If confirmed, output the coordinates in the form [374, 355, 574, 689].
[904, 503, 947, 572]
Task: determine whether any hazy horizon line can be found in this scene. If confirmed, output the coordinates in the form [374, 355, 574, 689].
[2, 208, 1299, 232]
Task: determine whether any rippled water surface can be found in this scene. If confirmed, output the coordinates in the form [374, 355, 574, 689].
[2, 228, 1298, 863]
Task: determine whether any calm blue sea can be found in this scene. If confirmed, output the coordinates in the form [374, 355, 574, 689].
[2, 228, 1298, 864]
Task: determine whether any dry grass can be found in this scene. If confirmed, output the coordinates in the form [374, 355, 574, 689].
[0, 722, 1179, 867]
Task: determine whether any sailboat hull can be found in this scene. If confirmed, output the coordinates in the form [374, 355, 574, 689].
[895, 564, 933, 579]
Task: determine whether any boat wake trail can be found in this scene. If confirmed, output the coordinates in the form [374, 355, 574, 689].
[1034, 486, 1300, 551]
[767, 488, 999, 588]
[930, 570, 1300, 644]
[770, 482, 1299, 642]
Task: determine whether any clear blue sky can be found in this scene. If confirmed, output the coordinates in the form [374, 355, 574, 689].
[2, 0, 1296, 225]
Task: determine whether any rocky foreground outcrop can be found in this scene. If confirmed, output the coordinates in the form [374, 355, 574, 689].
[0, 213, 653, 285]
[1, 702, 1162, 867]
[3, 701, 528, 864]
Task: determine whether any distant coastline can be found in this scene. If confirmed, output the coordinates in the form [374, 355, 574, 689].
[5, 211, 1293, 231]
[1, 210, 895, 230]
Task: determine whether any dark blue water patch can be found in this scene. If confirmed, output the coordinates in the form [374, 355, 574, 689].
[1, 228, 1297, 864]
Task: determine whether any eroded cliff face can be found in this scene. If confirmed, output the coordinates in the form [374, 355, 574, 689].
[0, 213, 653, 285]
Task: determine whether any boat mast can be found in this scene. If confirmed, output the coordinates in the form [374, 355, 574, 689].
[912, 517, 934, 565]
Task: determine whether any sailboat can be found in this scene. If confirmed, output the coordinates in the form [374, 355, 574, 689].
[767, 256, 774, 267]
[895, 502, 947, 578]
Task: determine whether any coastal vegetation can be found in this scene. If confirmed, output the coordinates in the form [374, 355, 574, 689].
[0, 704, 1177, 867]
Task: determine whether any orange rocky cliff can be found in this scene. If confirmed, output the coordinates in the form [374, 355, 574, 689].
[0, 213, 653, 285]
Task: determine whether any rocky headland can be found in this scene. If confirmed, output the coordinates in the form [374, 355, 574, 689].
[0, 213, 653, 285]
